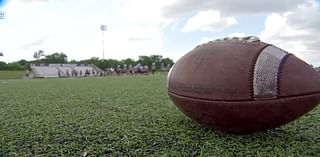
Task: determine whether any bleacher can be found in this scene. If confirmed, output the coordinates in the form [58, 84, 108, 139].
[31, 66, 59, 78]
[31, 64, 103, 78]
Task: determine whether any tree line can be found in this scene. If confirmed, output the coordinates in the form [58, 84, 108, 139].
[0, 52, 174, 71]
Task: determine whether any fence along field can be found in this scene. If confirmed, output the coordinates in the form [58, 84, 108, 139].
[0, 75, 319, 156]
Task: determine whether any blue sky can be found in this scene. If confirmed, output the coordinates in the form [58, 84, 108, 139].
[0, 0, 319, 66]
[0, 0, 6, 7]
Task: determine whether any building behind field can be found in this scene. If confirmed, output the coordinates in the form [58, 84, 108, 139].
[31, 64, 104, 78]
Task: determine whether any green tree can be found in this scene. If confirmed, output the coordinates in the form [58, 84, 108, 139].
[137, 55, 173, 69]
[43, 52, 68, 63]
[17, 59, 31, 70]
[1, 53, 175, 71]
[33, 50, 45, 61]
[69, 60, 78, 64]
[161, 57, 174, 66]
[80, 57, 100, 65]
[0, 61, 6, 70]
[150, 55, 163, 64]
[121, 58, 136, 66]
[104, 59, 121, 68]
[5, 62, 24, 70]
[138, 55, 152, 67]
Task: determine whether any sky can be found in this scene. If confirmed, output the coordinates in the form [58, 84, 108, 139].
[0, 0, 319, 66]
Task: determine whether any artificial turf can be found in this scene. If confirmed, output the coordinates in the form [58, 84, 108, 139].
[0, 75, 319, 156]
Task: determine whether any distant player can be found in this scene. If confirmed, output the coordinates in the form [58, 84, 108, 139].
[116, 65, 121, 75]
[110, 68, 115, 75]
[138, 65, 144, 74]
[160, 63, 166, 74]
[26, 69, 29, 78]
[166, 64, 171, 73]
[151, 62, 156, 74]
[123, 64, 128, 75]
[144, 65, 149, 75]
[128, 64, 133, 75]
[92, 69, 95, 76]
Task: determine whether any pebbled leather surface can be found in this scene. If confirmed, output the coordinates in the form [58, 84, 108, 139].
[168, 40, 269, 101]
[167, 39, 320, 133]
[279, 55, 320, 97]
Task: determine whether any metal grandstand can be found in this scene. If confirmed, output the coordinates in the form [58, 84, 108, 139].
[31, 64, 104, 78]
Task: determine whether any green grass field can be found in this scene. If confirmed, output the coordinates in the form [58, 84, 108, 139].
[0, 71, 26, 80]
[0, 76, 319, 156]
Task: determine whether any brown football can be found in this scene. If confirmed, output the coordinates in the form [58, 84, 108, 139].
[167, 36, 320, 133]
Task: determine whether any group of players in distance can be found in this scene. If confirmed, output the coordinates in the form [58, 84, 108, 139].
[106, 62, 172, 75]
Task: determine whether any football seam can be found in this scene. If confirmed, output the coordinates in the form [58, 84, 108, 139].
[249, 44, 271, 100]
[168, 91, 320, 102]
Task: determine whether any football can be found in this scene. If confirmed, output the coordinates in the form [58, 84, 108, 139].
[167, 36, 320, 133]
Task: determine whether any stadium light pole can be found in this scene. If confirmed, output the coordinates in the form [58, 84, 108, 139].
[100, 25, 107, 60]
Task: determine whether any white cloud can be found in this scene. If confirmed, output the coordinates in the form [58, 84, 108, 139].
[163, 0, 308, 17]
[166, 0, 311, 34]
[0, 0, 175, 62]
[181, 10, 236, 32]
[228, 33, 246, 38]
[0, 0, 319, 67]
[260, 1, 320, 66]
